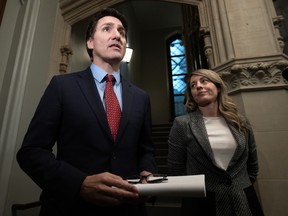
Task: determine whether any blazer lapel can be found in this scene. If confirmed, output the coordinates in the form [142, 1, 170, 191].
[188, 110, 218, 165]
[226, 124, 247, 169]
[76, 69, 111, 138]
[189, 109, 247, 171]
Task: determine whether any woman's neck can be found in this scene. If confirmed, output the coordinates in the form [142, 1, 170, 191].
[198, 103, 220, 117]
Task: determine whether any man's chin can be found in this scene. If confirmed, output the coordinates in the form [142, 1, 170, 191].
[106, 56, 123, 64]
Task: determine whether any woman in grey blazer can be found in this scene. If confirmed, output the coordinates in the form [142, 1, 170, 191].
[168, 69, 264, 216]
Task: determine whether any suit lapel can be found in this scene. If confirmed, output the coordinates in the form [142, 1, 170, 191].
[76, 68, 111, 139]
[116, 77, 133, 141]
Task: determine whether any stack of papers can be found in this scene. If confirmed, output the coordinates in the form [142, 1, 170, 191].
[134, 175, 206, 197]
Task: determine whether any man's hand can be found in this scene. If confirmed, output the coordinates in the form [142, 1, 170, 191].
[80, 172, 139, 206]
[139, 170, 153, 184]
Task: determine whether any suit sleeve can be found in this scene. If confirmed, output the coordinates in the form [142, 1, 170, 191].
[167, 117, 187, 176]
[138, 93, 158, 174]
[17, 76, 87, 206]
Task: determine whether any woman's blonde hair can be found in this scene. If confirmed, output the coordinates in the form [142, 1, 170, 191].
[185, 69, 249, 134]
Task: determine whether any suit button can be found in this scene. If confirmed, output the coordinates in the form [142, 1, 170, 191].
[112, 153, 116, 160]
[224, 179, 232, 187]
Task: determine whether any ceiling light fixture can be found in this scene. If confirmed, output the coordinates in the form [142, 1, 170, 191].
[122, 47, 133, 63]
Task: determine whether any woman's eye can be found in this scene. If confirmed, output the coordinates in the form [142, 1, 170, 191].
[201, 78, 209, 83]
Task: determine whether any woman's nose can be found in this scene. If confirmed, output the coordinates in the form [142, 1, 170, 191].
[196, 82, 203, 89]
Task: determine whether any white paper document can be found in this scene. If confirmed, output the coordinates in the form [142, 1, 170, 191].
[134, 175, 206, 197]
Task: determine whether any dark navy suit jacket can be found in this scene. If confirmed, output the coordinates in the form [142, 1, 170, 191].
[17, 68, 157, 216]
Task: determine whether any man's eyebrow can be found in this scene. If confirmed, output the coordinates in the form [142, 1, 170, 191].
[99, 22, 113, 28]
[100, 22, 124, 29]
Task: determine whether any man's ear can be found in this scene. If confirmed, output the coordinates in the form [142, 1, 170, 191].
[86, 38, 93, 49]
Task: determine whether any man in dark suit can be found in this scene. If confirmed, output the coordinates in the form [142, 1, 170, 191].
[17, 8, 157, 216]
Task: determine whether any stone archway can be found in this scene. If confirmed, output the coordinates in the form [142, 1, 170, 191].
[59, 0, 203, 25]
[53, 0, 210, 75]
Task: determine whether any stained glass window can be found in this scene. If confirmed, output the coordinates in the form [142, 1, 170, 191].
[169, 36, 187, 117]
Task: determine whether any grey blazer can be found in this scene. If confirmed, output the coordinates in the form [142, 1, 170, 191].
[168, 109, 264, 216]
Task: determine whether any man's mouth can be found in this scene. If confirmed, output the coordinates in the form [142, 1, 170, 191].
[110, 44, 121, 49]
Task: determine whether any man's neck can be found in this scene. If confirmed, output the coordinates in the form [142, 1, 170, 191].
[93, 59, 120, 74]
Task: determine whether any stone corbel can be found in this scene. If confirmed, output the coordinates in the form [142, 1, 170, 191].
[219, 60, 288, 91]
[272, 16, 285, 51]
[59, 45, 73, 74]
[200, 26, 214, 68]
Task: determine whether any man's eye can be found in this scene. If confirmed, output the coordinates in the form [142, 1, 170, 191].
[120, 31, 125, 37]
[103, 27, 110, 32]
[118, 29, 126, 37]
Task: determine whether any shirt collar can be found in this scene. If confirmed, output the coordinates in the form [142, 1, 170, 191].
[90, 63, 120, 85]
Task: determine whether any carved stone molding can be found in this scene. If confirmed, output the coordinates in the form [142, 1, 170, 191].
[218, 60, 288, 92]
[59, 0, 126, 25]
[19, 0, 26, 5]
[59, 0, 203, 25]
[273, 16, 285, 51]
[200, 26, 214, 68]
[59, 45, 73, 74]
[0, 0, 7, 25]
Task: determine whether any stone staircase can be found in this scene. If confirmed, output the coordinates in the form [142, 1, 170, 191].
[147, 123, 181, 216]
[152, 123, 172, 174]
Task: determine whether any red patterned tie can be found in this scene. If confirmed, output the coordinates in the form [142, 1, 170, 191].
[104, 75, 121, 141]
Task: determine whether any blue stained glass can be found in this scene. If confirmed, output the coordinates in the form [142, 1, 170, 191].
[171, 56, 187, 75]
[170, 39, 185, 56]
[169, 36, 187, 117]
[172, 75, 186, 94]
[174, 95, 187, 116]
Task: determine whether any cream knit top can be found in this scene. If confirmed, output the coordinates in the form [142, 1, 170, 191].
[203, 116, 237, 170]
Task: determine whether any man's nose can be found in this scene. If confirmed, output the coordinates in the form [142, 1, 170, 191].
[112, 29, 121, 39]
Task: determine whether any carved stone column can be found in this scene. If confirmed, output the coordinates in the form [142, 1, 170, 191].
[200, 26, 214, 68]
[59, 45, 73, 74]
[273, 16, 285, 52]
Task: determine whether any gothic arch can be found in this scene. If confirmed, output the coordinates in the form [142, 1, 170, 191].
[55, 0, 212, 74]
[59, 0, 204, 25]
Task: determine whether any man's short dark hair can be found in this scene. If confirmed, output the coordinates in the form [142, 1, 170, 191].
[85, 8, 128, 59]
